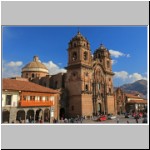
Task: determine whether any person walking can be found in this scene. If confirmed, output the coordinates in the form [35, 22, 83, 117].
[136, 118, 138, 123]
[117, 118, 119, 124]
[135, 114, 139, 123]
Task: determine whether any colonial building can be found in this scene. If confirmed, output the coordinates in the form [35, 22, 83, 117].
[2, 78, 59, 123]
[114, 88, 126, 114]
[21, 31, 116, 118]
[125, 93, 147, 113]
[114, 88, 147, 113]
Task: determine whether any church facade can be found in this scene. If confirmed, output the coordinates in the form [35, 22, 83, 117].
[21, 31, 117, 118]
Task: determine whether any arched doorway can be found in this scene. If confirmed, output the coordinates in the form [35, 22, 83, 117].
[60, 108, 65, 119]
[27, 109, 34, 123]
[16, 110, 25, 123]
[2, 110, 10, 123]
[44, 109, 50, 122]
[35, 109, 43, 123]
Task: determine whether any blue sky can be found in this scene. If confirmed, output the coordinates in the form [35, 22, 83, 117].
[2, 26, 148, 86]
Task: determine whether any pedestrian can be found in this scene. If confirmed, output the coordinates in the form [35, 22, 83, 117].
[135, 114, 139, 123]
[142, 118, 147, 123]
[53, 118, 56, 123]
[19, 117, 22, 123]
[29, 115, 32, 123]
[45, 116, 48, 122]
[81, 117, 83, 123]
[127, 121, 129, 124]
[117, 118, 119, 124]
[26, 118, 29, 123]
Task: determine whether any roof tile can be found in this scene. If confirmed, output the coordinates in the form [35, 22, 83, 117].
[2, 79, 58, 94]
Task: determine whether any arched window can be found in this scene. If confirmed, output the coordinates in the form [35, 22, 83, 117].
[32, 73, 34, 78]
[101, 93, 104, 99]
[72, 52, 77, 61]
[74, 43, 77, 47]
[107, 61, 110, 68]
[73, 72, 76, 77]
[84, 52, 88, 60]
[85, 72, 88, 76]
[85, 84, 88, 91]
[109, 88, 111, 95]
[26, 73, 28, 78]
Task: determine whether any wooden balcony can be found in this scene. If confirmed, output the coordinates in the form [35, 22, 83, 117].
[19, 100, 54, 107]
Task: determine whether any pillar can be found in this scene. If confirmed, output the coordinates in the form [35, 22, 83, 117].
[25, 110, 27, 123]
[34, 109, 36, 123]
[42, 109, 44, 123]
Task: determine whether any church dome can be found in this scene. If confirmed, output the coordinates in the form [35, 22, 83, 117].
[22, 56, 48, 73]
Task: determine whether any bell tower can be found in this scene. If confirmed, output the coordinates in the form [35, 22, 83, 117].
[94, 44, 114, 95]
[93, 44, 116, 115]
[66, 31, 93, 117]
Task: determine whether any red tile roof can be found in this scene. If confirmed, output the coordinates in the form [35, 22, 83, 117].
[125, 93, 142, 99]
[127, 100, 147, 104]
[2, 79, 58, 94]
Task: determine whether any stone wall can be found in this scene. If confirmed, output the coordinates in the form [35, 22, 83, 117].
[107, 95, 116, 115]
[81, 94, 93, 117]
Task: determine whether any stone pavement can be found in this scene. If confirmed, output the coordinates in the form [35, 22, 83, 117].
[55, 115, 146, 124]
[81, 115, 145, 124]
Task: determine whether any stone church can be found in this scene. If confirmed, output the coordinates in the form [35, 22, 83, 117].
[21, 31, 117, 118]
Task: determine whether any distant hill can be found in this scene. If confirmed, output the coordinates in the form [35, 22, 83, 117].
[115, 80, 147, 99]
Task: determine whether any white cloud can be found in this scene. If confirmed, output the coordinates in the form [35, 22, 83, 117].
[111, 60, 117, 65]
[114, 71, 147, 83]
[7, 61, 23, 67]
[129, 73, 147, 82]
[2, 59, 66, 77]
[109, 49, 130, 58]
[43, 61, 67, 75]
[114, 71, 128, 80]
[2, 60, 23, 77]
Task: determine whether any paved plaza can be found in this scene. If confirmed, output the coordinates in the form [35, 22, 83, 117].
[81, 115, 146, 124]
[54, 114, 147, 124]
[8, 114, 147, 124]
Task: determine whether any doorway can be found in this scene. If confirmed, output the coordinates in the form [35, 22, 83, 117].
[60, 108, 65, 119]
[2, 110, 10, 123]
